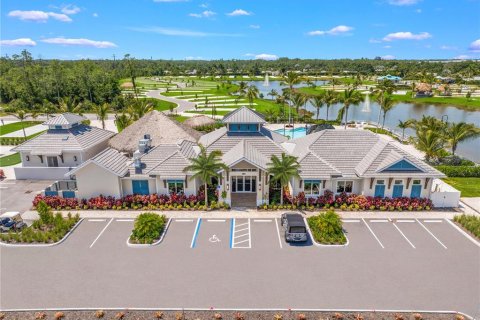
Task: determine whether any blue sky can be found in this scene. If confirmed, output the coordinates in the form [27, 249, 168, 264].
[1, 0, 479, 60]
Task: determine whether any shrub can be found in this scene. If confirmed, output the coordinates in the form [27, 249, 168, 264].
[95, 310, 105, 318]
[454, 214, 480, 239]
[413, 313, 423, 320]
[436, 165, 480, 177]
[214, 313, 222, 320]
[234, 312, 245, 320]
[155, 311, 164, 319]
[334, 313, 344, 320]
[115, 311, 126, 319]
[130, 213, 167, 244]
[37, 200, 54, 225]
[54, 311, 65, 319]
[274, 315, 283, 320]
[307, 209, 347, 245]
[455, 315, 465, 320]
[35, 312, 47, 320]
[297, 314, 306, 320]
[0, 313, 4, 320]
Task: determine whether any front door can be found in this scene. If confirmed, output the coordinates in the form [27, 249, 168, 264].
[132, 180, 149, 195]
[374, 184, 385, 197]
[411, 184, 422, 198]
[392, 184, 404, 198]
[231, 176, 256, 193]
[47, 156, 59, 167]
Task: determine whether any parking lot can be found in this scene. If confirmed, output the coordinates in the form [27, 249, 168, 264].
[0, 179, 52, 215]
[1, 216, 479, 317]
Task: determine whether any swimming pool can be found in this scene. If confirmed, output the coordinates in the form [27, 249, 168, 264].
[274, 126, 307, 139]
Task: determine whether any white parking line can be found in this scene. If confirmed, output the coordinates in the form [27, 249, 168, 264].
[88, 219, 106, 222]
[416, 219, 447, 249]
[392, 223, 416, 248]
[342, 219, 360, 223]
[396, 220, 415, 223]
[235, 222, 248, 227]
[232, 218, 251, 248]
[235, 227, 249, 232]
[89, 218, 113, 248]
[234, 233, 249, 239]
[370, 219, 389, 223]
[253, 219, 272, 223]
[362, 218, 384, 249]
[207, 219, 226, 222]
[176, 219, 194, 222]
[116, 219, 133, 222]
[424, 220, 443, 223]
[275, 218, 283, 249]
[0, 187, 8, 189]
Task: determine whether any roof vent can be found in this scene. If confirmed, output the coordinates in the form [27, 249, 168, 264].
[133, 150, 142, 169]
[138, 134, 152, 153]
[62, 136, 69, 141]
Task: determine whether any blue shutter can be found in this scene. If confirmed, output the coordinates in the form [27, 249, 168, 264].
[410, 185, 421, 198]
[374, 185, 385, 197]
[62, 190, 76, 198]
[392, 185, 404, 198]
[132, 180, 150, 195]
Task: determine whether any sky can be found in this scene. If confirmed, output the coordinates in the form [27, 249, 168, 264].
[1, 0, 479, 60]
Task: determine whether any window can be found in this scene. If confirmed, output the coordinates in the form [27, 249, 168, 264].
[47, 156, 59, 167]
[167, 180, 184, 194]
[412, 179, 421, 185]
[304, 180, 321, 196]
[231, 168, 256, 172]
[229, 123, 258, 132]
[394, 179, 403, 185]
[336, 180, 353, 193]
[376, 179, 385, 185]
[54, 125, 62, 130]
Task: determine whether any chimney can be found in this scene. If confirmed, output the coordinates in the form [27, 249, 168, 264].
[133, 150, 142, 169]
[138, 134, 152, 154]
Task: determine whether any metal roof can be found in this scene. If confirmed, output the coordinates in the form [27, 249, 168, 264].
[67, 147, 129, 177]
[222, 106, 266, 124]
[43, 113, 86, 126]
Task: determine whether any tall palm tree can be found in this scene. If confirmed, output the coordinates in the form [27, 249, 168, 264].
[267, 153, 300, 205]
[246, 85, 259, 108]
[310, 94, 324, 120]
[281, 71, 303, 93]
[7, 109, 30, 138]
[373, 80, 395, 105]
[339, 88, 363, 129]
[59, 96, 83, 115]
[93, 103, 111, 130]
[291, 93, 305, 114]
[331, 77, 341, 90]
[237, 81, 247, 95]
[397, 119, 412, 140]
[444, 122, 480, 155]
[323, 90, 338, 121]
[267, 89, 278, 100]
[380, 95, 396, 129]
[127, 100, 154, 120]
[183, 144, 228, 206]
[115, 113, 132, 132]
[414, 129, 444, 162]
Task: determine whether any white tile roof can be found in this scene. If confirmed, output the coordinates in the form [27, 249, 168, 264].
[67, 148, 129, 177]
[43, 113, 86, 126]
[222, 106, 266, 124]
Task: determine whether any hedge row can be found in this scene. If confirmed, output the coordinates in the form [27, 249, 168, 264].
[436, 165, 480, 177]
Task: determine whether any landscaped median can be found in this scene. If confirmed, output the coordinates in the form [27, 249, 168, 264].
[128, 212, 169, 246]
[453, 214, 480, 240]
[0, 201, 80, 245]
[307, 210, 347, 245]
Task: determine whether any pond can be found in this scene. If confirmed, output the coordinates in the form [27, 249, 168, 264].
[244, 80, 480, 163]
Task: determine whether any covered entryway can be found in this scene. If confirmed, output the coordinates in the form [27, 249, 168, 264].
[231, 193, 257, 208]
[231, 175, 257, 207]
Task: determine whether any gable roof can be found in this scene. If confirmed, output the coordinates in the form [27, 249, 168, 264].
[108, 110, 202, 154]
[222, 139, 271, 170]
[43, 113, 86, 126]
[12, 125, 115, 154]
[66, 147, 130, 177]
[222, 106, 266, 124]
[298, 152, 341, 179]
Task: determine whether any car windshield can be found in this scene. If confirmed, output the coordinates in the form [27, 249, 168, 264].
[289, 226, 306, 233]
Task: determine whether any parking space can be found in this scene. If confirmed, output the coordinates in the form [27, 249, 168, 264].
[62, 218, 111, 248]
[191, 218, 231, 251]
[90, 218, 133, 250]
[250, 218, 282, 250]
[162, 218, 197, 250]
[0, 179, 53, 215]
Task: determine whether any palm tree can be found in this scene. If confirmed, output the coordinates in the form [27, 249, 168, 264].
[264, 107, 277, 122]
[373, 80, 395, 105]
[291, 93, 305, 114]
[59, 96, 83, 115]
[267, 89, 278, 100]
[281, 71, 303, 93]
[115, 113, 132, 132]
[339, 88, 363, 129]
[323, 90, 338, 121]
[331, 77, 341, 90]
[237, 81, 247, 95]
[246, 85, 259, 108]
[7, 109, 30, 138]
[309, 94, 324, 120]
[127, 100, 154, 120]
[414, 129, 444, 162]
[42, 99, 56, 120]
[267, 153, 300, 205]
[380, 95, 396, 129]
[397, 119, 412, 141]
[444, 122, 480, 155]
[93, 103, 111, 130]
[183, 144, 228, 206]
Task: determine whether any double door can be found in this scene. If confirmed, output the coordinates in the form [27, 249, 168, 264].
[232, 176, 256, 193]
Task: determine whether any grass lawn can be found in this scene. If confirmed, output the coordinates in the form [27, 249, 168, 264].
[144, 98, 177, 112]
[442, 177, 480, 197]
[173, 115, 189, 122]
[185, 110, 232, 116]
[0, 152, 21, 167]
[0, 121, 42, 136]
[391, 93, 480, 110]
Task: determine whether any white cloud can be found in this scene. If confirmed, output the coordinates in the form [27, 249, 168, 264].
[227, 9, 252, 16]
[454, 55, 471, 60]
[388, 0, 421, 6]
[8, 10, 72, 22]
[369, 38, 382, 43]
[249, 24, 260, 29]
[41, 37, 117, 48]
[185, 56, 203, 60]
[199, 3, 208, 8]
[415, 9, 422, 13]
[308, 25, 353, 36]
[468, 39, 480, 52]
[129, 26, 241, 37]
[60, 4, 81, 15]
[92, 13, 99, 18]
[381, 55, 396, 60]
[245, 53, 278, 60]
[0, 38, 37, 47]
[189, 10, 216, 18]
[440, 45, 457, 50]
[383, 31, 431, 41]
[383, 45, 392, 48]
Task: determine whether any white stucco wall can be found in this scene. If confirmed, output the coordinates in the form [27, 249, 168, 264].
[75, 163, 122, 199]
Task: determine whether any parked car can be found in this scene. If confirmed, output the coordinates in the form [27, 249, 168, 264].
[280, 213, 308, 242]
[0, 217, 26, 233]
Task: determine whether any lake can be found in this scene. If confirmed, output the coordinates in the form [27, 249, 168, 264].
[244, 80, 480, 163]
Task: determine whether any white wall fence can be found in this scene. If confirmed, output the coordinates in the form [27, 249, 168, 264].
[14, 167, 74, 180]
[430, 178, 461, 208]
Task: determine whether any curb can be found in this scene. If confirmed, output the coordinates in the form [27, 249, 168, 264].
[304, 217, 349, 247]
[0, 218, 84, 248]
[445, 218, 480, 247]
[0, 307, 473, 320]
[126, 218, 172, 248]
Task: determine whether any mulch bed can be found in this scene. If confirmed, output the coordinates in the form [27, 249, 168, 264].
[0, 310, 465, 320]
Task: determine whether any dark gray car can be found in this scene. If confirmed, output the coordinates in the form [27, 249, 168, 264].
[281, 213, 308, 242]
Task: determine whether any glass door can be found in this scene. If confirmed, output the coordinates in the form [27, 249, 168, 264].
[232, 176, 256, 192]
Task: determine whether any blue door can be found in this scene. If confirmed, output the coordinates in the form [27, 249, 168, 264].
[374, 185, 385, 197]
[62, 190, 76, 198]
[410, 185, 422, 198]
[392, 185, 404, 198]
[132, 180, 149, 195]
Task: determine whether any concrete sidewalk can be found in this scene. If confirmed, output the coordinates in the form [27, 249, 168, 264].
[21, 208, 462, 221]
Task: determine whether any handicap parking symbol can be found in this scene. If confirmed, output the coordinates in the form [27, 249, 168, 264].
[209, 234, 221, 243]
